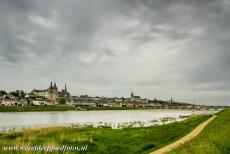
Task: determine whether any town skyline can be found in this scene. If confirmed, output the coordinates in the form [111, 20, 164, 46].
[1, 0, 230, 106]
[1, 80, 225, 110]
[0, 80, 228, 106]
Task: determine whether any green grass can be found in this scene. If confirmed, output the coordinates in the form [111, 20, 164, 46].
[169, 109, 230, 154]
[0, 105, 75, 112]
[0, 114, 211, 154]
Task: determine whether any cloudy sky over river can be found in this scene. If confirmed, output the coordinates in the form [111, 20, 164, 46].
[0, 0, 230, 105]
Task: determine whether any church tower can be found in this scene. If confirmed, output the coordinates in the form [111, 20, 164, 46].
[131, 91, 134, 98]
[48, 80, 58, 102]
[54, 82, 58, 90]
[49, 81, 53, 89]
[65, 83, 67, 93]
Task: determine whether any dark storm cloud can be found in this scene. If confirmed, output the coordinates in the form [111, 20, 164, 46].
[0, 0, 230, 105]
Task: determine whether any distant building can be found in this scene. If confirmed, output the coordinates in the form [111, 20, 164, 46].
[146, 101, 163, 109]
[1, 97, 26, 106]
[71, 96, 96, 107]
[131, 91, 141, 99]
[32, 100, 54, 106]
[107, 102, 123, 107]
[32, 81, 58, 102]
[58, 84, 71, 98]
[71, 96, 109, 107]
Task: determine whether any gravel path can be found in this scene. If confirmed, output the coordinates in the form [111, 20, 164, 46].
[150, 115, 217, 154]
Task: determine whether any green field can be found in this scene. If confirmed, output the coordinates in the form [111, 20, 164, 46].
[0, 114, 211, 154]
[169, 109, 230, 154]
[0, 105, 75, 112]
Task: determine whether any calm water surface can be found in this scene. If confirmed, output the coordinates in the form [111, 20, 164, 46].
[0, 109, 218, 130]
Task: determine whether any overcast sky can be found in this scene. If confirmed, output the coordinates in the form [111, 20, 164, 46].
[0, 0, 230, 105]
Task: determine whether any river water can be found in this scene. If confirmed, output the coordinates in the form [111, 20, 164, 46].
[0, 109, 218, 131]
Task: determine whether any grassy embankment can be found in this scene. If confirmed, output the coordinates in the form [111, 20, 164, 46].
[0, 105, 152, 112]
[169, 108, 230, 154]
[0, 114, 211, 154]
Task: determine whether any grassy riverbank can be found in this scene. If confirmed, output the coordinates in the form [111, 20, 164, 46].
[169, 108, 230, 154]
[0, 105, 154, 112]
[0, 115, 211, 154]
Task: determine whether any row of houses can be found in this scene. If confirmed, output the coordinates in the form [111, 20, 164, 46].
[0, 100, 54, 106]
[68, 94, 163, 108]
[0, 97, 55, 106]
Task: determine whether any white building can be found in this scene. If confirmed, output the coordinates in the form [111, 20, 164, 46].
[1, 98, 23, 106]
[32, 100, 54, 106]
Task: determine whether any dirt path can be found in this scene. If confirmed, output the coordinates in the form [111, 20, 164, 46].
[150, 115, 217, 154]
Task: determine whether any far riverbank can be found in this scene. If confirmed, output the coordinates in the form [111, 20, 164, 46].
[0, 105, 221, 112]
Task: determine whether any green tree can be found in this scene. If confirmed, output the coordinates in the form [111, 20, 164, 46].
[58, 98, 66, 104]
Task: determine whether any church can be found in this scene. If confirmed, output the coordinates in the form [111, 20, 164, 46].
[32, 81, 59, 102]
[59, 84, 71, 98]
[131, 91, 141, 99]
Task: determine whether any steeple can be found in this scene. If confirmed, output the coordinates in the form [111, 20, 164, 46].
[49, 80, 53, 89]
[54, 82, 57, 90]
[65, 83, 67, 92]
[131, 91, 134, 98]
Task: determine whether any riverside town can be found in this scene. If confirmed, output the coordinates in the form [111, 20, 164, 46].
[0, 81, 225, 111]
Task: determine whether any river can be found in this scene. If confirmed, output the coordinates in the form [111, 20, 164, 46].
[0, 109, 219, 131]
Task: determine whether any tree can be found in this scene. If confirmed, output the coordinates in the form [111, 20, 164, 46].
[58, 98, 66, 104]
[0, 90, 7, 96]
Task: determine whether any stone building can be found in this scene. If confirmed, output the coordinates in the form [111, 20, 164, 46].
[32, 81, 58, 102]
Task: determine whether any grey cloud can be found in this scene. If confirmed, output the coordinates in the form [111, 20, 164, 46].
[0, 0, 230, 105]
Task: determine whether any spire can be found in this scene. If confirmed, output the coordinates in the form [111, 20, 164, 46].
[54, 82, 57, 89]
[49, 80, 53, 89]
[65, 83, 67, 92]
[131, 91, 134, 98]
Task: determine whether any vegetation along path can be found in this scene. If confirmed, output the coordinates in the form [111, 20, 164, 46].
[150, 115, 217, 154]
[0, 114, 211, 154]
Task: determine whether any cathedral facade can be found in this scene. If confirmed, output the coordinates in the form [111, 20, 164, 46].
[32, 81, 58, 102]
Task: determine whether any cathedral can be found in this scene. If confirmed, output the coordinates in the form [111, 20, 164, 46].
[32, 81, 59, 102]
[59, 84, 71, 98]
